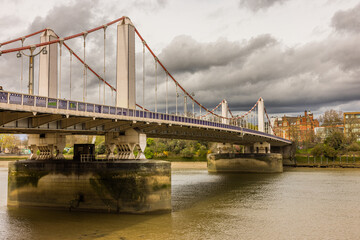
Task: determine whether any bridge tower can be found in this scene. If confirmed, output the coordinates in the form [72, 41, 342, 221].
[258, 97, 264, 132]
[221, 99, 229, 124]
[216, 100, 233, 153]
[38, 29, 58, 98]
[116, 17, 136, 109]
[253, 97, 270, 154]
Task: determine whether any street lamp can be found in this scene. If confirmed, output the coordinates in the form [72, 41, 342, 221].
[17, 46, 47, 95]
[176, 92, 189, 116]
[191, 92, 195, 117]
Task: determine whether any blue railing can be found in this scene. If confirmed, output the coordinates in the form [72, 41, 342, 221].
[0, 91, 291, 143]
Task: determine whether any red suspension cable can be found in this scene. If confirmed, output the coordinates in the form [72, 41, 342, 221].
[0, 17, 264, 123]
[0, 17, 125, 55]
[0, 28, 47, 47]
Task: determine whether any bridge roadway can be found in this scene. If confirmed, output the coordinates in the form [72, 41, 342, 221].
[0, 90, 291, 146]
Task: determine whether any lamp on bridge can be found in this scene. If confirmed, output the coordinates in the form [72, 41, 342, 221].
[16, 47, 47, 95]
[191, 92, 195, 117]
[176, 91, 196, 117]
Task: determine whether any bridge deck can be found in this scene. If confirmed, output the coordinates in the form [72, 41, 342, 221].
[0, 91, 291, 146]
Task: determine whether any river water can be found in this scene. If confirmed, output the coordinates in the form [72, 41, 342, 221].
[1, 165, 360, 240]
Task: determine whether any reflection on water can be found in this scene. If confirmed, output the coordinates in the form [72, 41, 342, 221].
[1, 166, 360, 239]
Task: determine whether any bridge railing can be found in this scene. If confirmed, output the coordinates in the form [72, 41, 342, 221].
[0, 90, 291, 143]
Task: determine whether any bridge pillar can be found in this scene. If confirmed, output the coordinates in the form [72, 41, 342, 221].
[207, 152, 283, 173]
[105, 129, 146, 160]
[243, 145, 253, 154]
[221, 99, 229, 124]
[258, 97, 265, 132]
[116, 17, 136, 109]
[28, 133, 66, 160]
[216, 143, 233, 153]
[10, 130, 170, 214]
[39, 29, 58, 98]
[254, 142, 270, 154]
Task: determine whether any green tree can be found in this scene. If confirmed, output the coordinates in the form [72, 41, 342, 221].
[324, 131, 345, 151]
[323, 145, 337, 160]
[311, 144, 325, 157]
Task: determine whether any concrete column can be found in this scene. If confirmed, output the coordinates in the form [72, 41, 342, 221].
[244, 145, 253, 153]
[258, 98, 265, 132]
[54, 134, 66, 159]
[216, 143, 233, 153]
[221, 99, 229, 124]
[105, 129, 146, 160]
[28, 133, 66, 160]
[116, 17, 135, 109]
[105, 143, 116, 159]
[39, 29, 58, 98]
[254, 142, 270, 154]
[29, 145, 38, 160]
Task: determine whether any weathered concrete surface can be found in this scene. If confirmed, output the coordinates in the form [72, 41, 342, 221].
[207, 153, 283, 173]
[8, 160, 171, 214]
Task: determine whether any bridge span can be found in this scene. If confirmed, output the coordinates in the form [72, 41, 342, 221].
[1, 16, 292, 214]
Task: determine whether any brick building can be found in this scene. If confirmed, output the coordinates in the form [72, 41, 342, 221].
[273, 110, 319, 143]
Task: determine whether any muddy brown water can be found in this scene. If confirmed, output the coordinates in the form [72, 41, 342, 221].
[1, 164, 360, 240]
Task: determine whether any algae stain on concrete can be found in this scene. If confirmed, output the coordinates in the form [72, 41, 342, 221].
[90, 172, 148, 213]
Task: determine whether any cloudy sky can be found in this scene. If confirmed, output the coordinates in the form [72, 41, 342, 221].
[1, 0, 360, 117]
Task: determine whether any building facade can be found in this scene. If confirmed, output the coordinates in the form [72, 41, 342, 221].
[273, 110, 319, 143]
[344, 112, 360, 142]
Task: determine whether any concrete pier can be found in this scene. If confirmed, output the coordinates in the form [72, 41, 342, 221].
[207, 153, 283, 173]
[8, 160, 171, 213]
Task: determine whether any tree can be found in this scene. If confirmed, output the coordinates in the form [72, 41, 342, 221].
[323, 145, 338, 160]
[311, 144, 324, 157]
[0, 134, 21, 153]
[324, 131, 345, 151]
[319, 109, 343, 127]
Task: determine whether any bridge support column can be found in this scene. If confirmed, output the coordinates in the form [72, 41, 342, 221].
[271, 144, 295, 165]
[8, 159, 171, 213]
[28, 133, 66, 160]
[105, 129, 146, 160]
[29, 144, 38, 160]
[254, 142, 270, 154]
[10, 130, 170, 214]
[207, 152, 283, 173]
[105, 143, 116, 160]
[216, 143, 233, 153]
[243, 145, 253, 154]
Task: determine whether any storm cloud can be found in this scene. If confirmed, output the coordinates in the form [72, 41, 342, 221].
[153, 3, 360, 114]
[1, 1, 360, 116]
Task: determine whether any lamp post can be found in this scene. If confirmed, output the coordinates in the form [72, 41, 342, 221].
[191, 92, 195, 117]
[17, 46, 47, 95]
[176, 92, 189, 116]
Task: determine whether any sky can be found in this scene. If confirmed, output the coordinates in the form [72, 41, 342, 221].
[0, 0, 360, 118]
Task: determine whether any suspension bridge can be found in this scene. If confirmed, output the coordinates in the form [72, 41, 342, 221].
[1, 16, 292, 213]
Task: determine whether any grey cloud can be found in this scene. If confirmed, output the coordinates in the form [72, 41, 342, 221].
[332, 3, 360, 33]
[29, 0, 100, 37]
[239, 0, 289, 12]
[152, 29, 360, 114]
[158, 34, 276, 74]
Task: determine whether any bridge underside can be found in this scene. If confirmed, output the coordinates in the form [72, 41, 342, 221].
[0, 109, 288, 147]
